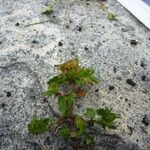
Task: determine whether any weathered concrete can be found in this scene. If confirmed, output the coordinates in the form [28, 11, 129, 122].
[0, 0, 150, 149]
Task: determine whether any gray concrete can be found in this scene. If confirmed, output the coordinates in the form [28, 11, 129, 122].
[0, 0, 150, 149]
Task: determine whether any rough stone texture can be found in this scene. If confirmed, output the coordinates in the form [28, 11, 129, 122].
[0, 0, 150, 149]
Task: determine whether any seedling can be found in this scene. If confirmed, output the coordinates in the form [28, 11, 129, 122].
[42, 5, 53, 15]
[99, 1, 117, 21]
[107, 12, 117, 21]
[24, 5, 53, 27]
[28, 59, 119, 149]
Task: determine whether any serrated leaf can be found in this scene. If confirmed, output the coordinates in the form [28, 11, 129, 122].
[54, 59, 99, 86]
[46, 83, 58, 95]
[56, 59, 81, 73]
[78, 68, 94, 78]
[65, 69, 78, 83]
[47, 76, 60, 85]
[58, 93, 76, 116]
[28, 115, 50, 135]
[76, 68, 99, 85]
[84, 132, 95, 146]
[75, 116, 85, 137]
[96, 108, 119, 129]
[47, 75, 67, 85]
[85, 108, 96, 119]
[46, 75, 68, 96]
[59, 126, 70, 138]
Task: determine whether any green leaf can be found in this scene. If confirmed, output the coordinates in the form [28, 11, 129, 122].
[65, 69, 78, 83]
[85, 108, 96, 119]
[59, 126, 70, 138]
[42, 5, 53, 15]
[84, 132, 95, 146]
[107, 13, 117, 21]
[45, 83, 58, 95]
[47, 75, 67, 85]
[58, 93, 76, 116]
[28, 115, 50, 135]
[47, 76, 60, 85]
[58, 96, 68, 115]
[50, 59, 99, 86]
[96, 108, 119, 129]
[46, 75, 68, 96]
[76, 69, 99, 85]
[75, 116, 85, 137]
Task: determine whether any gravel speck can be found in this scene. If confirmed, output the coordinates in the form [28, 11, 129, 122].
[1, 103, 6, 108]
[130, 40, 138, 45]
[126, 79, 137, 87]
[109, 85, 115, 91]
[6, 91, 11, 97]
[142, 115, 150, 126]
[58, 41, 63, 46]
[141, 75, 147, 81]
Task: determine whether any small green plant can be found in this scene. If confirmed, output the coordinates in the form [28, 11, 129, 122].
[107, 12, 117, 21]
[42, 5, 53, 15]
[28, 59, 119, 149]
[99, 1, 117, 21]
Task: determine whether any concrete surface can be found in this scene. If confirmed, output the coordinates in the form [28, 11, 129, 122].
[0, 0, 150, 149]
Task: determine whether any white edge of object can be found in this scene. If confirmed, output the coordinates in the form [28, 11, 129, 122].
[117, 0, 150, 29]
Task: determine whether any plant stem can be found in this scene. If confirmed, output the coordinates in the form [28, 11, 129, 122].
[24, 20, 51, 27]
[69, 83, 78, 150]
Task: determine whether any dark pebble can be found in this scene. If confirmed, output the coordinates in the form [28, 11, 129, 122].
[109, 85, 115, 91]
[65, 25, 69, 29]
[141, 75, 147, 81]
[142, 89, 148, 94]
[95, 89, 99, 92]
[32, 40, 38, 44]
[126, 79, 136, 87]
[35, 54, 39, 59]
[15, 22, 20, 26]
[113, 66, 117, 73]
[84, 46, 88, 51]
[58, 41, 63, 46]
[142, 115, 150, 126]
[127, 126, 133, 135]
[78, 26, 82, 32]
[6, 91, 11, 97]
[130, 40, 138, 45]
[69, 20, 73, 23]
[128, 103, 131, 107]
[125, 98, 128, 102]
[140, 60, 147, 69]
[1, 103, 6, 107]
